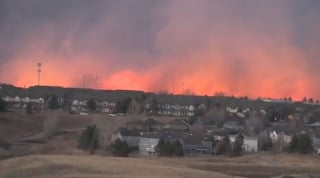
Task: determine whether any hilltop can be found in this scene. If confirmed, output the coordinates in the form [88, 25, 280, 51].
[0, 83, 314, 110]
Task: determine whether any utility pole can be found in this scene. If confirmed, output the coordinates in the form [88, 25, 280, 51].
[37, 62, 42, 86]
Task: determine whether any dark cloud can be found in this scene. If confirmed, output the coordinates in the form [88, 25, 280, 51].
[0, 0, 167, 70]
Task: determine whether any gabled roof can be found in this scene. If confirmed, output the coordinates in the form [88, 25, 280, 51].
[306, 121, 320, 127]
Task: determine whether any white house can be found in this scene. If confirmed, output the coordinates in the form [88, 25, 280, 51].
[313, 137, 320, 153]
[99, 101, 116, 113]
[71, 99, 87, 112]
[226, 107, 239, 114]
[21, 97, 30, 103]
[243, 136, 258, 152]
[138, 134, 160, 155]
[30, 97, 44, 103]
[230, 135, 258, 152]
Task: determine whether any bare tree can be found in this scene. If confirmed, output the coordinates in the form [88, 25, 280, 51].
[203, 107, 225, 127]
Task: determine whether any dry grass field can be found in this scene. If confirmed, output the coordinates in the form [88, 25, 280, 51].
[1, 154, 320, 178]
[0, 155, 237, 178]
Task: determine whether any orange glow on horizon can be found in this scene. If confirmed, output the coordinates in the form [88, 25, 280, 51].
[1, 0, 320, 103]
[1, 21, 317, 101]
[1, 51, 316, 102]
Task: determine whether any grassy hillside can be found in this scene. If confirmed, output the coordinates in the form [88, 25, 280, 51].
[0, 155, 234, 178]
[1, 154, 320, 178]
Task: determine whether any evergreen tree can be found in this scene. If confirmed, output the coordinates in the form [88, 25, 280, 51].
[49, 94, 59, 110]
[156, 139, 184, 157]
[116, 97, 132, 113]
[288, 134, 298, 152]
[151, 98, 159, 114]
[297, 133, 313, 154]
[156, 138, 166, 156]
[209, 135, 216, 152]
[110, 139, 131, 157]
[287, 133, 313, 154]
[26, 103, 33, 115]
[0, 99, 7, 112]
[78, 125, 99, 154]
[232, 134, 244, 156]
[86, 98, 97, 111]
[171, 140, 184, 156]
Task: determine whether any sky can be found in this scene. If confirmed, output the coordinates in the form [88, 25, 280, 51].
[0, 0, 320, 100]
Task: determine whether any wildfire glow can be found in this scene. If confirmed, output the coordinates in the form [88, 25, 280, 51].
[1, 0, 319, 101]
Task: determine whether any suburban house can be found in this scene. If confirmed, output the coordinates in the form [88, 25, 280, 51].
[223, 121, 243, 133]
[138, 133, 161, 155]
[229, 134, 259, 152]
[144, 95, 199, 117]
[306, 121, 320, 127]
[111, 128, 141, 147]
[71, 99, 87, 112]
[312, 136, 320, 153]
[2, 96, 21, 109]
[98, 100, 116, 113]
[243, 136, 259, 152]
[269, 131, 292, 147]
[56, 96, 65, 107]
[181, 133, 213, 155]
[211, 129, 228, 142]
[29, 97, 45, 110]
[156, 104, 195, 117]
[2, 96, 45, 110]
